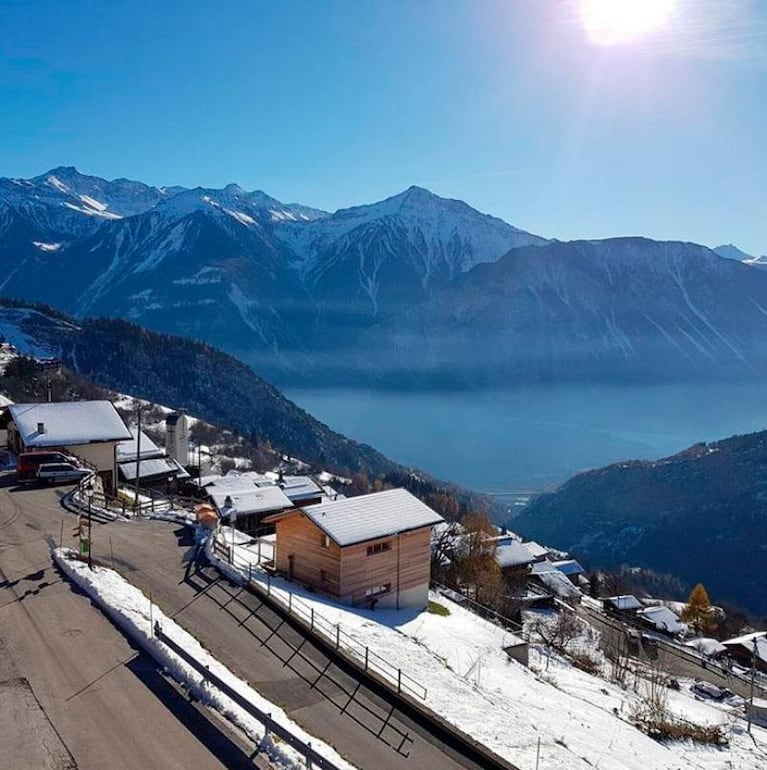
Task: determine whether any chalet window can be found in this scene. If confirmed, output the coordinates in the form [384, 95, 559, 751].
[366, 541, 391, 556]
[321, 534, 330, 549]
[365, 583, 391, 598]
[320, 569, 328, 582]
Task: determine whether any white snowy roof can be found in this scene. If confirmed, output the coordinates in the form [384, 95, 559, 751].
[9, 400, 132, 447]
[521, 541, 549, 559]
[534, 570, 582, 599]
[685, 638, 727, 656]
[722, 632, 767, 663]
[495, 541, 536, 569]
[119, 456, 188, 481]
[279, 475, 322, 501]
[209, 486, 293, 516]
[297, 488, 444, 547]
[605, 595, 643, 611]
[552, 559, 585, 576]
[116, 429, 165, 462]
[637, 606, 686, 634]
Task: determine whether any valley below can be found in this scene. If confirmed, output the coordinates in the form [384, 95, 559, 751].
[287, 381, 767, 497]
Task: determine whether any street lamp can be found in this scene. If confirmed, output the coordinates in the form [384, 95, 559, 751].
[85, 478, 94, 570]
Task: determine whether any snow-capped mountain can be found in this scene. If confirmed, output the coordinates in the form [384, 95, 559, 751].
[281, 185, 546, 307]
[2, 167, 767, 388]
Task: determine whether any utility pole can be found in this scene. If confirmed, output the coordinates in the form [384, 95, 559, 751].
[134, 405, 142, 513]
[747, 634, 764, 733]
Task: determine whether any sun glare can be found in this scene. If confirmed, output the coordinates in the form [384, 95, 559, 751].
[580, 0, 676, 46]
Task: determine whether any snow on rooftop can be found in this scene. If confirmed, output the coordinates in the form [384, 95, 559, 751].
[300, 488, 443, 547]
[605, 595, 643, 611]
[209, 485, 293, 516]
[9, 400, 132, 447]
[551, 559, 585, 576]
[212, 536, 767, 770]
[495, 540, 536, 569]
[637, 605, 686, 634]
[116, 429, 165, 461]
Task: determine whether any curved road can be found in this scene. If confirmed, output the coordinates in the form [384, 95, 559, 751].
[0, 476, 269, 770]
[1, 477, 490, 770]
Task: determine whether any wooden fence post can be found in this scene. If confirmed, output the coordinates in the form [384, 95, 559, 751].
[310, 608, 315, 631]
[336, 623, 341, 649]
[398, 669, 402, 694]
[365, 647, 369, 671]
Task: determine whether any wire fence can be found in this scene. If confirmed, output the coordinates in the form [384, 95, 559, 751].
[212, 538, 428, 701]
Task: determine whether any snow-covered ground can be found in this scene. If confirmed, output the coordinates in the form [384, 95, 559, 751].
[211, 530, 767, 770]
[53, 547, 358, 770]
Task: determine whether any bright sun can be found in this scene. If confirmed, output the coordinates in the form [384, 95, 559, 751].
[580, 0, 676, 46]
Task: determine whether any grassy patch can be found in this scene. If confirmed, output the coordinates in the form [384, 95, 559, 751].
[427, 600, 450, 616]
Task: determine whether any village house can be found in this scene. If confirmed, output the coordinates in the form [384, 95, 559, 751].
[116, 428, 189, 488]
[211, 485, 294, 537]
[264, 488, 444, 610]
[7, 400, 132, 492]
[721, 632, 767, 673]
[636, 605, 687, 636]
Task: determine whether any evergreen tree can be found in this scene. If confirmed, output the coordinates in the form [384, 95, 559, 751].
[681, 583, 717, 634]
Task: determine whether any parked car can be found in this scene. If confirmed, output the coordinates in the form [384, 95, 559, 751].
[36, 462, 91, 485]
[690, 680, 732, 701]
[17, 451, 78, 481]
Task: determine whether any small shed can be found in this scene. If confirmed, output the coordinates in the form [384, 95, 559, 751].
[7, 400, 132, 492]
[264, 488, 444, 609]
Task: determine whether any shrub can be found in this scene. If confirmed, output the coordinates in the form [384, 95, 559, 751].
[427, 601, 450, 616]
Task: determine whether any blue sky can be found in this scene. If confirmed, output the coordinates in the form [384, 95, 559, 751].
[2, 0, 765, 253]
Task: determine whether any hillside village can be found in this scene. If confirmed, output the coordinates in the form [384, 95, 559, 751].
[1, 341, 766, 770]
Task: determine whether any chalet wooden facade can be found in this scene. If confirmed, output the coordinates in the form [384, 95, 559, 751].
[265, 488, 443, 610]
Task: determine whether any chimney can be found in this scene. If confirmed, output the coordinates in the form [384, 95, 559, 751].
[37, 422, 45, 434]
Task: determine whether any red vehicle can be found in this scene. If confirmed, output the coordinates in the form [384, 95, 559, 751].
[17, 451, 78, 481]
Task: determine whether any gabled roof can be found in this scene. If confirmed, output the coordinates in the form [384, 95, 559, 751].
[118, 456, 189, 482]
[495, 540, 536, 569]
[722, 632, 767, 664]
[209, 485, 293, 516]
[285, 488, 444, 547]
[637, 606, 686, 634]
[604, 595, 642, 611]
[521, 541, 549, 559]
[279, 475, 323, 501]
[552, 559, 585, 576]
[9, 400, 132, 447]
[116, 429, 165, 462]
[532, 569, 582, 599]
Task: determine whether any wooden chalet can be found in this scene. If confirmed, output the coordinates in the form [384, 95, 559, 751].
[264, 488, 444, 610]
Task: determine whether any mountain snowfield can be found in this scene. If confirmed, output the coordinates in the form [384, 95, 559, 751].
[2, 166, 767, 387]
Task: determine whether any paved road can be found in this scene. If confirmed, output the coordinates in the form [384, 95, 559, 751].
[98, 511, 489, 770]
[578, 605, 767, 701]
[2, 477, 491, 770]
[0, 476, 270, 770]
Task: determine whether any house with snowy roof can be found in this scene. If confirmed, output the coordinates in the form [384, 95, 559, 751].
[211, 485, 293, 536]
[116, 428, 189, 487]
[264, 488, 444, 609]
[7, 400, 131, 492]
[636, 605, 687, 636]
[721, 632, 767, 673]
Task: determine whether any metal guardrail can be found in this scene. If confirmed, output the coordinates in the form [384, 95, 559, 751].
[214, 539, 428, 701]
[154, 622, 345, 770]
